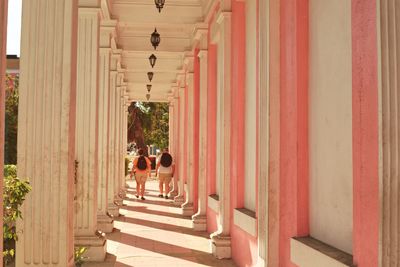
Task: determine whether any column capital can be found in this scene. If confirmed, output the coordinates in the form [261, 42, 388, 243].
[183, 52, 195, 72]
[100, 20, 117, 48]
[198, 50, 208, 59]
[193, 27, 208, 50]
[78, 7, 101, 16]
[79, 0, 101, 8]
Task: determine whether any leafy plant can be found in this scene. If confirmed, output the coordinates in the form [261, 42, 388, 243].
[125, 157, 131, 176]
[5, 74, 19, 165]
[74, 247, 88, 267]
[3, 165, 31, 265]
[128, 102, 169, 152]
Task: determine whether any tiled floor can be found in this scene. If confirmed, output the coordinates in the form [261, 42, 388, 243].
[85, 179, 237, 267]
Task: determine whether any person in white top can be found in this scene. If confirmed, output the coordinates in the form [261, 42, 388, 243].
[156, 149, 175, 199]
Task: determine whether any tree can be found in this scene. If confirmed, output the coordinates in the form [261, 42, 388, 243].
[128, 102, 169, 154]
[4, 74, 19, 164]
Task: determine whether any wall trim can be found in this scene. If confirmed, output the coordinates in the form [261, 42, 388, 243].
[233, 208, 257, 237]
[208, 194, 220, 213]
[290, 237, 354, 267]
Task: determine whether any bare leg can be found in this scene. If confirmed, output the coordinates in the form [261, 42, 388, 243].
[159, 181, 164, 195]
[165, 182, 170, 196]
[141, 182, 146, 197]
[136, 181, 140, 197]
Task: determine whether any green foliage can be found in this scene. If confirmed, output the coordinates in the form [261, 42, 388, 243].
[130, 102, 169, 150]
[5, 74, 19, 165]
[74, 247, 88, 266]
[125, 157, 130, 175]
[4, 164, 17, 178]
[3, 165, 31, 265]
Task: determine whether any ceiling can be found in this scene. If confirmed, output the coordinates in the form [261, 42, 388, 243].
[110, 0, 213, 102]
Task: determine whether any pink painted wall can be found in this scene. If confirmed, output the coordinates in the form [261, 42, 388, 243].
[268, 0, 310, 265]
[230, 1, 258, 266]
[206, 33, 218, 234]
[193, 48, 200, 213]
[351, 0, 379, 265]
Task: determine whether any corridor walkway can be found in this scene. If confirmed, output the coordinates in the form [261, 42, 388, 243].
[87, 179, 237, 267]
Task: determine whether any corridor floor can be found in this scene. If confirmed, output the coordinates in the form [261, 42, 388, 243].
[86, 179, 237, 267]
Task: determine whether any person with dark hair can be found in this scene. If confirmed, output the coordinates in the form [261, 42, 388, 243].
[130, 148, 151, 200]
[156, 149, 175, 199]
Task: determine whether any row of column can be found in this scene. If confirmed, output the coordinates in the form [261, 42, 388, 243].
[15, 2, 128, 266]
[168, 28, 217, 236]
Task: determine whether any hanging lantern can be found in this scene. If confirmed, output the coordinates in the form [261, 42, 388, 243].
[147, 84, 152, 93]
[149, 54, 157, 68]
[150, 28, 161, 50]
[146, 93, 151, 101]
[155, 0, 165, 13]
[147, 72, 154, 82]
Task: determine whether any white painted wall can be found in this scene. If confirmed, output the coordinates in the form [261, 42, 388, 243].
[244, 0, 257, 211]
[309, 0, 353, 254]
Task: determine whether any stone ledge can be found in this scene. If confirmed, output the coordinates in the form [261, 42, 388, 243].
[208, 194, 220, 213]
[233, 208, 257, 237]
[290, 237, 354, 267]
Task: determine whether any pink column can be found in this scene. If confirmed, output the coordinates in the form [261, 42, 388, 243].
[230, 1, 258, 267]
[0, 0, 7, 263]
[268, 0, 309, 265]
[193, 49, 200, 214]
[279, 0, 309, 265]
[352, 0, 379, 265]
[206, 40, 218, 233]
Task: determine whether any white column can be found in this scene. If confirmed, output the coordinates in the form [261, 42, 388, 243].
[16, 1, 77, 266]
[174, 86, 186, 205]
[119, 90, 127, 197]
[107, 51, 120, 217]
[210, 10, 232, 259]
[168, 98, 178, 197]
[97, 23, 116, 233]
[0, 0, 7, 263]
[192, 50, 208, 231]
[113, 76, 123, 203]
[74, 7, 106, 261]
[182, 72, 195, 216]
[380, 1, 400, 265]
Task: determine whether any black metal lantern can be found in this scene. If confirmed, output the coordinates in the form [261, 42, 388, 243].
[146, 93, 151, 101]
[155, 0, 165, 13]
[147, 72, 154, 82]
[147, 84, 152, 93]
[149, 54, 157, 68]
[151, 28, 161, 50]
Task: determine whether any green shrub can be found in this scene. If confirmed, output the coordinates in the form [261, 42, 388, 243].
[74, 247, 88, 267]
[125, 157, 131, 176]
[4, 165, 17, 178]
[3, 165, 31, 265]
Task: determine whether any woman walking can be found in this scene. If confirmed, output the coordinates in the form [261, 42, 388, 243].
[156, 150, 175, 199]
[130, 148, 151, 200]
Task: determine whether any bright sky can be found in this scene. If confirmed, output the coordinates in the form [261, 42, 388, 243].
[6, 0, 22, 56]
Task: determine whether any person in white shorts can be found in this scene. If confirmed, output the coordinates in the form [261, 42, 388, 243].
[156, 150, 175, 199]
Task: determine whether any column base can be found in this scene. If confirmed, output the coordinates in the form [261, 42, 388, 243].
[191, 214, 207, 231]
[210, 234, 231, 259]
[107, 202, 120, 217]
[114, 195, 123, 206]
[169, 189, 178, 198]
[181, 202, 194, 216]
[97, 214, 114, 233]
[118, 189, 126, 200]
[174, 195, 184, 206]
[255, 257, 266, 267]
[75, 234, 107, 262]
